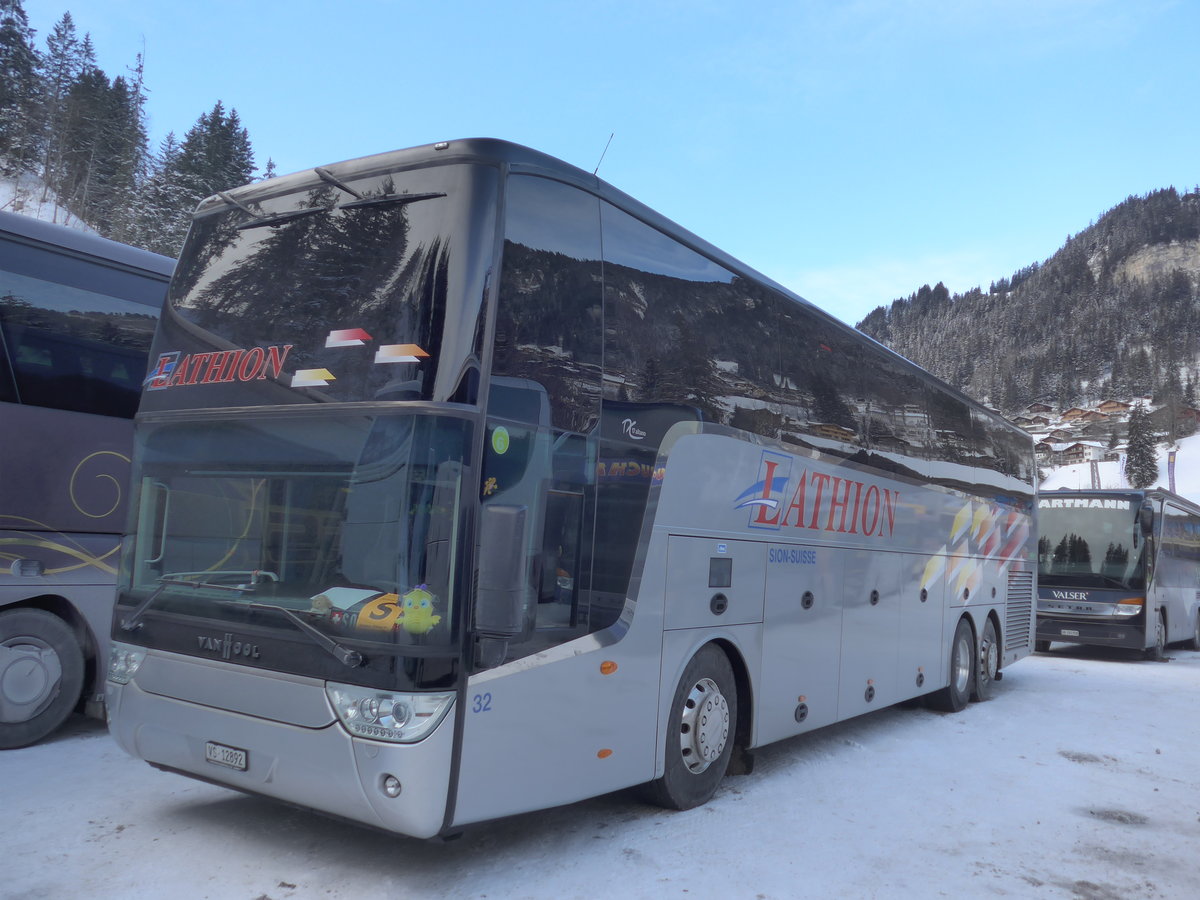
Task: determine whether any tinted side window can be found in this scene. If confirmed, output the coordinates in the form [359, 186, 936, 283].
[0, 243, 161, 417]
[776, 301, 863, 456]
[497, 175, 602, 432]
[483, 176, 603, 662]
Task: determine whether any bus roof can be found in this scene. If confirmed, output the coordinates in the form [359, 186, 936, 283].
[0, 209, 176, 279]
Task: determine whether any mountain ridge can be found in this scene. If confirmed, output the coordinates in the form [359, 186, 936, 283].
[857, 187, 1200, 420]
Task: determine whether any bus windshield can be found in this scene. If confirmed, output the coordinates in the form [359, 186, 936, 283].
[139, 161, 495, 412]
[1037, 495, 1146, 589]
[118, 412, 470, 654]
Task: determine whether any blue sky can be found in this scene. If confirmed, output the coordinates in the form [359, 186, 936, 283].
[23, 0, 1200, 326]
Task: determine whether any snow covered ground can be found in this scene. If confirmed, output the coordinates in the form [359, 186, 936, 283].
[4, 645, 1200, 900]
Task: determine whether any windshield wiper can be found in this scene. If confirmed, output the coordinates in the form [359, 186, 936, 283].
[120, 577, 252, 632]
[238, 602, 365, 668]
[337, 191, 445, 211]
[235, 206, 332, 230]
[217, 190, 333, 230]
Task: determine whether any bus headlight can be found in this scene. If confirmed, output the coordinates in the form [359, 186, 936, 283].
[1114, 598, 1145, 616]
[108, 642, 147, 684]
[326, 683, 454, 743]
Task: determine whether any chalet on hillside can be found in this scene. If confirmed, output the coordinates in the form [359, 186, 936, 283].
[1098, 400, 1131, 415]
[1061, 407, 1088, 421]
[1026, 403, 1054, 415]
[1060, 441, 1106, 465]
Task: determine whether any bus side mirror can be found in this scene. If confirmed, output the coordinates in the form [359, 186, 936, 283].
[1139, 502, 1154, 536]
[474, 504, 528, 639]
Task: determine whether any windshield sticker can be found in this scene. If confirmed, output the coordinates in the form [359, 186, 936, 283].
[399, 586, 442, 634]
[491, 426, 510, 454]
[325, 328, 372, 348]
[375, 343, 429, 364]
[291, 368, 335, 388]
[145, 344, 293, 390]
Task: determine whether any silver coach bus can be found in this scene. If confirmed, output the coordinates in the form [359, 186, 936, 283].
[0, 211, 172, 748]
[106, 139, 1036, 838]
[1037, 488, 1200, 659]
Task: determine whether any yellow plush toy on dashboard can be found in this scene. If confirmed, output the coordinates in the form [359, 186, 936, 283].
[400, 585, 442, 634]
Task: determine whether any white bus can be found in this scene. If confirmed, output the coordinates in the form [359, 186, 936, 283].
[1037, 488, 1200, 659]
[106, 139, 1036, 838]
[0, 211, 172, 748]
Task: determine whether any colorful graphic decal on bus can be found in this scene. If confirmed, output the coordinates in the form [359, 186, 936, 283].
[291, 368, 335, 388]
[325, 328, 372, 348]
[145, 344, 294, 390]
[736, 449, 899, 538]
[375, 344, 429, 364]
[920, 500, 1030, 594]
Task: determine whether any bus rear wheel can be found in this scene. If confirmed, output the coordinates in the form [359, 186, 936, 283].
[926, 617, 974, 713]
[971, 617, 999, 702]
[1188, 612, 1200, 652]
[0, 608, 85, 749]
[643, 644, 737, 810]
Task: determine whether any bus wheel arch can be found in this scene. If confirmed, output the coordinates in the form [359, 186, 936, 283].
[1145, 609, 1167, 661]
[0, 606, 86, 749]
[971, 613, 1001, 703]
[926, 615, 975, 713]
[643, 641, 740, 810]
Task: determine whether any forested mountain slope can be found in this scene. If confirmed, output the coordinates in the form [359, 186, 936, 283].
[857, 188, 1200, 416]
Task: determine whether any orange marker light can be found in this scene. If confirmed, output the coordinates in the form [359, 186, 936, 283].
[600, 661, 618, 675]
[597, 749, 613, 759]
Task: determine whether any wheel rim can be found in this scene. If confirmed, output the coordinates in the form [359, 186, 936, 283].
[678, 676, 729, 775]
[952, 633, 972, 694]
[0, 637, 63, 724]
[1156, 615, 1166, 656]
[980, 631, 998, 682]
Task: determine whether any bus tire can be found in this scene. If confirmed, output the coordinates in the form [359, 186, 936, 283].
[643, 644, 737, 811]
[971, 617, 999, 702]
[1188, 613, 1200, 652]
[1034, 640, 1051, 653]
[0, 608, 85, 749]
[927, 617, 974, 713]
[1144, 610, 1167, 662]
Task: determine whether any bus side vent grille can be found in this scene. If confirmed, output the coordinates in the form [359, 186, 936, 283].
[1004, 570, 1034, 651]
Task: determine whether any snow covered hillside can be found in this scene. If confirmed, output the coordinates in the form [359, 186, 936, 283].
[1041, 431, 1200, 502]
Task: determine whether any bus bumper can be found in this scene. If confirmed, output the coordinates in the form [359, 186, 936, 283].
[1035, 614, 1146, 649]
[106, 676, 456, 839]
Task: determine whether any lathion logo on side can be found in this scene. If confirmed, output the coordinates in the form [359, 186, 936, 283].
[735, 450, 792, 530]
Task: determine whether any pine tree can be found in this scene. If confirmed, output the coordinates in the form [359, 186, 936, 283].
[130, 103, 257, 256]
[1124, 404, 1159, 489]
[37, 13, 85, 213]
[174, 100, 255, 199]
[0, 0, 40, 173]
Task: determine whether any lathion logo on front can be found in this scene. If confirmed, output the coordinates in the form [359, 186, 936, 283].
[735, 450, 792, 530]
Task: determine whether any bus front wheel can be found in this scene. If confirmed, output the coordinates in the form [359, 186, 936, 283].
[926, 617, 974, 713]
[0, 608, 85, 749]
[643, 644, 737, 810]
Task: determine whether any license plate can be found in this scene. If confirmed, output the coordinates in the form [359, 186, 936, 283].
[1061, 629, 1080, 637]
[205, 741, 248, 771]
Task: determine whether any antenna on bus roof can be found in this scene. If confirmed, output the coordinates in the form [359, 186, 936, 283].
[593, 133, 615, 175]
